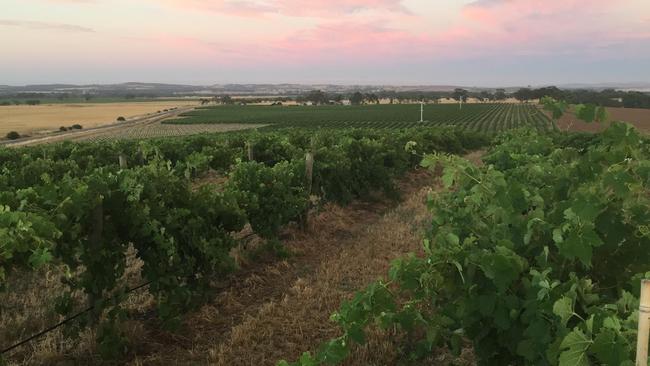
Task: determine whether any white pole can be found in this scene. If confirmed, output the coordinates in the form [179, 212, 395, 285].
[420, 102, 424, 122]
[636, 279, 650, 365]
[459, 97, 463, 110]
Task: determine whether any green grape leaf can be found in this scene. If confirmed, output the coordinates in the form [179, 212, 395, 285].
[446, 232, 460, 246]
[317, 338, 348, 365]
[441, 168, 456, 188]
[28, 247, 53, 268]
[347, 325, 366, 344]
[556, 231, 594, 267]
[591, 328, 631, 366]
[553, 228, 564, 244]
[558, 329, 591, 366]
[553, 296, 574, 326]
[299, 352, 318, 366]
[479, 246, 526, 292]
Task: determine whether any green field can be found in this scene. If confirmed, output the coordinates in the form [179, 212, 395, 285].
[163, 103, 551, 131]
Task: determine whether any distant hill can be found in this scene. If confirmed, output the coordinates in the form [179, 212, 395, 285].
[1, 82, 649, 97]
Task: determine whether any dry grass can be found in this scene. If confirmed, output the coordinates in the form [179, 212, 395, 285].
[0, 102, 198, 136]
[206, 169, 473, 366]
[1, 246, 153, 365]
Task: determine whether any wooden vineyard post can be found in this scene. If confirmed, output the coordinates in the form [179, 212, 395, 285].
[637, 280, 650, 365]
[88, 199, 103, 324]
[302, 152, 314, 229]
[118, 153, 128, 169]
[247, 142, 254, 161]
[305, 152, 314, 197]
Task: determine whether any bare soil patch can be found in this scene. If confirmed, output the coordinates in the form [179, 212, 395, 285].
[553, 106, 650, 133]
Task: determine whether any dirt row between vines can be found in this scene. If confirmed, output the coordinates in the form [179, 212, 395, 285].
[117, 166, 472, 366]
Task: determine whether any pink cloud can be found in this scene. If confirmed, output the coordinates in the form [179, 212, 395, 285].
[265, 22, 425, 61]
[144, 21, 427, 66]
[427, 0, 650, 58]
[0, 19, 94, 32]
[105, 0, 650, 71]
[156, 0, 408, 17]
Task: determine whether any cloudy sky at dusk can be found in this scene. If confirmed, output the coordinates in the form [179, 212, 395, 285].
[1, 0, 649, 86]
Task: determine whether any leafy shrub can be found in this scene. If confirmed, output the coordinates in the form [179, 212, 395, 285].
[116, 116, 126, 121]
[6, 131, 20, 140]
[59, 126, 68, 132]
[281, 123, 650, 366]
[71, 124, 83, 130]
[227, 160, 306, 238]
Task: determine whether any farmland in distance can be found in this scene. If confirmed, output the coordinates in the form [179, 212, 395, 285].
[0, 101, 198, 136]
[163, 103, 551, 132]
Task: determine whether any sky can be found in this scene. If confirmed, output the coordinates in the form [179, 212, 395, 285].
[1, 0, 649, 86]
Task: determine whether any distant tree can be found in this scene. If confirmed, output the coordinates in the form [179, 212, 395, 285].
[366, 93, 380, 104]
[0, 101, 11, 106]
[84, 95, 93, 102]
[452, 88, 469, 102]
[479, 90, 492, 101]
[622, 92, 650, 108]
[200, 98, 210, 105]
[305, 90, 328, 105]
[350, 92, 364, 105]
[494, 89, 507, 101]
[332, 94, 343, 103]
[25, 100, 40, 105]
[532, 86, 563, 100]
[117, 116, 126, 121]
[514, 88, 533, 103]
[71, 124, 83, 129]
[220, 95, 234, 105]
[59, 126, 68, 132]
[6, 131, 20, 140]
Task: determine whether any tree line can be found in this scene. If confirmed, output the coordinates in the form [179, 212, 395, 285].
[291, 87, 650, 108]
[512, 86, 650, 108]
